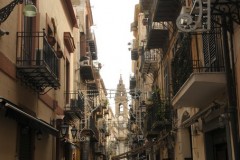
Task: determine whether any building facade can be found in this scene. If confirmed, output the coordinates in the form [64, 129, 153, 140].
[0, 0, 78, 159]
[123, 0, 240, 160]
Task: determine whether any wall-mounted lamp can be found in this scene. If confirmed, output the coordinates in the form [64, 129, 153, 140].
[71, 126, 78, 139]
[60, 123, 69, 137]
[0, 0, 37, 24]
[0, 29, 9, 37]
[23, 2, 37, 17]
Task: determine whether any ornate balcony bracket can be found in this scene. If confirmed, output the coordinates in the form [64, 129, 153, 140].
[0, 0, 23, 24]
[211, 0, 240, 25]
[176, 0, 240, 33]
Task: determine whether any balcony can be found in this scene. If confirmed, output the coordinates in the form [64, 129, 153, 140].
[96, 110, 103, 119]
[171, 33, 226, 108]
[81, 116, 99, 142]
[90, 116, 99, 142]
[153, 0, 181, 22]
[87, 80, 99, 96]
[131, 49, 139, 60]
[64, 92, 84, 121]
[140, 49, 158, 74]
[144, 97, 172, 139]
[87, 31, 97, 60]
[100, 100, 108, 109]
[93, 63, 101, 79]
[98, 121, 107, 133]
[129, 75, 136, 90]
[16, 31, 60, 93]
[140, 0, 153, 12]
[146, 22, 169, 49]
[130, 21, 138, 32]
[94, 143, 106, 156]
[80, 56, 94, 81]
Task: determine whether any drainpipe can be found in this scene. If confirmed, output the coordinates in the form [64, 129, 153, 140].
[222, 15, 239, 160]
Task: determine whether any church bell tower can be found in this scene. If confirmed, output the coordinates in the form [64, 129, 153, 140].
[115, 75, 128, 121]
[114, 75, 129, 155]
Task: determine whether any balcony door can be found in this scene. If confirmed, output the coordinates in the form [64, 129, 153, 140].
[18, 125, 34, 160]
[22, 0, 37, 63]
[202, 15, 224, 72]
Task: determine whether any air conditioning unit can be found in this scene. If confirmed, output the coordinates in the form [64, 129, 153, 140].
[80, 59, 90, 66]
[35, 49, 44, 65]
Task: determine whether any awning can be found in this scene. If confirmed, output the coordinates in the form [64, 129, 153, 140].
[0, 97, 59, 136]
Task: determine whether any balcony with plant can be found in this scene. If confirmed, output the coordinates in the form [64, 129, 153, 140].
[144, 90, 172, 139]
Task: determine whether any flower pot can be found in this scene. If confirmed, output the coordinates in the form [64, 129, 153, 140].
[56, 50, 63, 58]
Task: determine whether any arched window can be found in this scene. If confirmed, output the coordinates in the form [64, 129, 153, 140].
[119, 103, 123, 113]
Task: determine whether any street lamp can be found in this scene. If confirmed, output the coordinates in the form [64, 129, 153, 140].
[0, 0, 37, 24]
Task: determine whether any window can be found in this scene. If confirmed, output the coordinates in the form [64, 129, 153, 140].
[66, 60, 70, 103]
[119, 103, 123, 113]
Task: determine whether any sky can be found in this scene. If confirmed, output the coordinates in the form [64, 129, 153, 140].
[90, 0, 138, 111]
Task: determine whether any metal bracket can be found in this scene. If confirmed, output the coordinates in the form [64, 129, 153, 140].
[0, 0, 23, 24]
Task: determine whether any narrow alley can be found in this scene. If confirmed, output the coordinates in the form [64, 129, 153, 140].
[0, 0, 240, 160]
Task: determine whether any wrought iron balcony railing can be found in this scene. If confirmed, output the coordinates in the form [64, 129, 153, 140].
[90, 116, 99, 141]
[140, 0, 153, 13]
[129, 75, 136, 90]
[87, 30, 97, 60]
[140, 49, 158, 74]
[64, 92, 84, 120]
[16, 31, 60, 93]
[171, 30, 225, 96]
[80, 56, 95, 81]
[80, 116, 99, 142]
[95, 143, 106, 155]
[140, 0, 181, 21]
[131, 49, 139, 60]
[144, 97, 172, 139]
[146, 21, 169, 49]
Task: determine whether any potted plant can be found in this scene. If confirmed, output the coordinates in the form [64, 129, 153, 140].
[56, 50, 63, 58]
